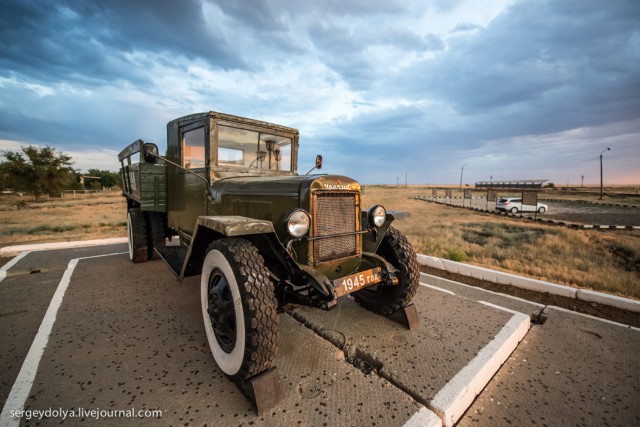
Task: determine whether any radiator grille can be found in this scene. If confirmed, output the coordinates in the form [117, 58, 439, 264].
[313, 193, 358, 262]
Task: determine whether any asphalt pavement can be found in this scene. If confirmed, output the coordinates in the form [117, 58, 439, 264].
[427, 197, 640, 227]
[0, 243, 638, 426]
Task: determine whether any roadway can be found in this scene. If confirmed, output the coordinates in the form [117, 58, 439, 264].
[427, 197, 640, 227]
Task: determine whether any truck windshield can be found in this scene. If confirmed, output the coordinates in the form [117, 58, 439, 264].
[218, 125, 292, 172]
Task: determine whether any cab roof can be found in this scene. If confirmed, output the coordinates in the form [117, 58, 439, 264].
[168, 111, 299, 135]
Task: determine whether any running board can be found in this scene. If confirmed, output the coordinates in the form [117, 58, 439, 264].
[154, 245, 187, 279]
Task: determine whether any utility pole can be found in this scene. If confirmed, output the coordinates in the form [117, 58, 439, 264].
[405, 171, 407, 188]
[459, 164, 467, 189]
[581, 175, 584, 187]
[600, 147, 610, 200]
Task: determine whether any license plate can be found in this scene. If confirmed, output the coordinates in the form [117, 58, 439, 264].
[333, 267, 383, 298]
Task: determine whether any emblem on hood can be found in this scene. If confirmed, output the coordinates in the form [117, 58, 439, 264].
[323, 181, 352, 190]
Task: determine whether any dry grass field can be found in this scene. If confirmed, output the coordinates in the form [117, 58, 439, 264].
[362, 185, 640, 299]
[0, 192, 127, 246]
[1, 186, 638, 299]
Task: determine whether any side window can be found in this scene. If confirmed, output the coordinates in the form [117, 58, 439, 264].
[183, 127, 205, 169]
[275, 142, 291, 172]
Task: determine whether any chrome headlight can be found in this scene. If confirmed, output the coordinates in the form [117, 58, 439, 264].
[368, 205, 386, 228]
[285, 209, 311, 238]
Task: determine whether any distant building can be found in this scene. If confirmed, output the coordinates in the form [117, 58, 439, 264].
[475, 179, 548, 189]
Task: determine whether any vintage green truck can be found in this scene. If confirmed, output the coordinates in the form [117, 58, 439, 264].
[118, 111, 419, 393]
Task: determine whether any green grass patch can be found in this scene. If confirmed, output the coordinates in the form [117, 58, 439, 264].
[444, 248, 468, 262]
[609, 243, 640, 273]
[462, 222, 552, 248]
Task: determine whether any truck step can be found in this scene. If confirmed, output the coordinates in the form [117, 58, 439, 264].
[154, 245, 187, 278]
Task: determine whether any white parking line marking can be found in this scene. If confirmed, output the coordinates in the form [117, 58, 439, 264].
[420, 282, 456, 296]
[544, 306, 640, 330]
[0, 251, 31, 283]
[420, 272, 546, 308]
[430, 311, 530, 426]
[0, 252, 127, 426]
[479, 301, 523, 315]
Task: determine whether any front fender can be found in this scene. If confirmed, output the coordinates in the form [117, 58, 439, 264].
[197, 215, 275, 236]
[181, 216, 276, 278]
[361, 210, 408, 253]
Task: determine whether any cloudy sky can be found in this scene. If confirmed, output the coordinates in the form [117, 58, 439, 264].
[1, 0, 638, 185]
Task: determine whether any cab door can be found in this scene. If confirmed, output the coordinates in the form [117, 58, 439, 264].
[167, 120, 209, 243]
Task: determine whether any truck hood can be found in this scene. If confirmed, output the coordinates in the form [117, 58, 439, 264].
[210, 174, 361, 202]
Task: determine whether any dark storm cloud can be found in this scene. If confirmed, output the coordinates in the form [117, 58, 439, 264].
[0, 0, 637, 182]
[0, 0, 245, 86]
[209, 0, 289, 32]
[451, 22, 482, 33]
[403, 0, 640, 138]
[295, 0, 409, 16]
[75, 0, 242, 66]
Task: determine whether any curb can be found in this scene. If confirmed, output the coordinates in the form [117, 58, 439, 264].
[0, 238, 128, 256]
[417, 254, 640, 313]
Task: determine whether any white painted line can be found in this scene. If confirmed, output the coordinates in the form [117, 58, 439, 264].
[544, 306, 639, 330]
[404, 406, 442, 427]
[0, 251, 128, 427]
[479, 301, 522, 316]
[420, 282, 456, 296]
[420, 273, 545, 309]
[0, 251, 30, 283]
[430, 312, 530, 427]
[0, 237, 128, 256]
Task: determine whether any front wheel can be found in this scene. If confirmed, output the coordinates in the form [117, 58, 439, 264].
[510, 207, 518, 214]
[201, 238, 279, 382]
[352, 227, 420, 316]
[537, 207, 546, 214]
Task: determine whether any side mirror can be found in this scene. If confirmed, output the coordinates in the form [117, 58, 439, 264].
[305, 154, 324, 175]
[142, 143, 159, 164]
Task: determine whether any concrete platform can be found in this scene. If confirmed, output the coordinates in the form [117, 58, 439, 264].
[458, 306, 640, 426]
[1, 246, 531, 426]
[291, 286, 530, 426]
